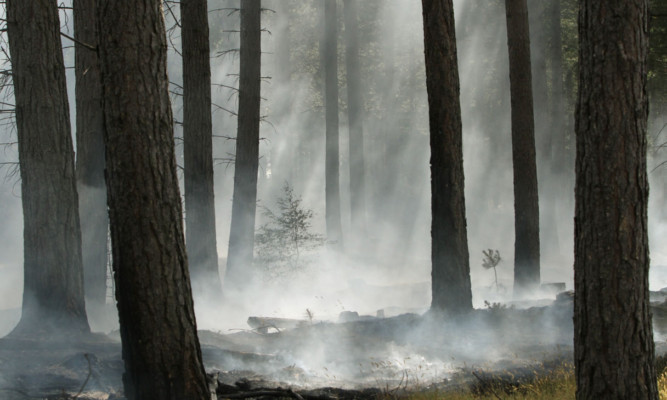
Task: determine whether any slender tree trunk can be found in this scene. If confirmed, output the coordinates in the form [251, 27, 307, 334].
[528, 0, 561, 265]
[324, 0, 344, 250]
[270, 0, 296, 186]
[181, 0, 221, 299]
[6, 0, 90, 336]
[421, 0, 473, 315]
[574, 0, 656, 398]
[97, 0, 209, 398]
[226, 0, 262, 286]
[528, 0, 550, 163]
[548, 0, 566, 175]
[343, 0, 366, 237]
[74, 0, 109, 314]
[504, 0, 541, 297]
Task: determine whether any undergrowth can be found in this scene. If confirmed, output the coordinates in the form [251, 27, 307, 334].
[385, 357, 667, 400]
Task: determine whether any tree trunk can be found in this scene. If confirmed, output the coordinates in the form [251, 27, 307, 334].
[6, 0, 90, 336]
[343, 0, 366, 238]
[548, 0, 566, 175]
[74, 0, 109, 314]
[421, 0, 473, 315]
[324, 0, 344, 250]
[504, 0, 541, 297]
[226, 0, 262, 286]
[574, 0, 657, 398]
[528, 0, 550, 163]
[181, 0, 221, 299]
[97, 0, 210, 398]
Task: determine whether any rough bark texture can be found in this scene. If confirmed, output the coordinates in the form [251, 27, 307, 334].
[226, 0, 262, 286]
[324, 0, 344, 250]
[421, 0, 473, 314]
[74, 0, 109, 312]
[504, 0, 541, 297]
[96, 0, 209, 398]
[343, 0, 366, 237]
[6, 0, 90, 336]
[181, 0, 221, 298]
[574, 0, 657, 398]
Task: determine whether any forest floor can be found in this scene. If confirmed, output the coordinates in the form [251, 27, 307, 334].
[1, 295, 667, 400]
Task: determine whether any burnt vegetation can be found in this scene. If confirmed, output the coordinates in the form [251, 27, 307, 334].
[0, 0, 665, 399]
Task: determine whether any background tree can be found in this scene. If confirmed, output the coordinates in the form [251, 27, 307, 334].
[504, 0, 541, 297]
[324, 0, 344, 251]
[180, 0, 221, 299]
[421, 0, 473, 315]
[97, 0, 209, 397]
[574, 0, 657, 398]
[226, 0, 262, 287]
[74, 0, 109, 314]
[547, 0, 566, 175]
[6, 0, 90, 336]
[343, 0, 366, 238]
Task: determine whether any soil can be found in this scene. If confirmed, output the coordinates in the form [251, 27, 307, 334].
[0, 297, 665, 399]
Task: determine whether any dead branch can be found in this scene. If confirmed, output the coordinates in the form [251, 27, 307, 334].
[163, 0, 181, 28]
[219, 388, 305, 400]
[212, 102, 237, 117]
[61, 32, 96, 51]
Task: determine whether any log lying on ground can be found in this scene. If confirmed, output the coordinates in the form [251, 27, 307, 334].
[246, 317, 306, 333]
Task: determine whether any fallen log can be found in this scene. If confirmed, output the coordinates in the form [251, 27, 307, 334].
[246, 317, 305, 334]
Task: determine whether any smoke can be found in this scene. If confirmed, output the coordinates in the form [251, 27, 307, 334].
[0, 2, 665, 392]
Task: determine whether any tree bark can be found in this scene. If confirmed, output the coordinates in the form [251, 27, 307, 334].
[343, 0, 366, 237]
[181, 0, 221, 299]
[74, 0, 109, 313]
[504, 0, 541, 297]
[6, 0, 90, 336]
[324, 0, 344, 250]
[96, 0, 210, 398]
[574, 0, 657, 398]
[226, 0, 262, 286]
[421, 0, 473, 315]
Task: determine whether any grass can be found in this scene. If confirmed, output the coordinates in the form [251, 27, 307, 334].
[386, 358, 667, 400]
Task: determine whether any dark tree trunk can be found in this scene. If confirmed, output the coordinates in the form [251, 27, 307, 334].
[74, 0, 109, 313]
[504, 0, 541, 297]
[6, 0, 90, 336]
[226, 0, 262, 286]
[180, 0, 221, 299]
[421, 0, 473, 315]
[574, 0, 657, 398]
[343, 0, 366, 237]
[324, 0, 344, 250]
[97, 0, 210, 398]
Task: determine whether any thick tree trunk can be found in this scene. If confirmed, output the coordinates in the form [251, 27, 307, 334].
[226, 0, 262, 286]
[421, 0, 473, 315]
[97, 0, 210, 398]
[74, 0, 109, 313]
[343, 0, 366, 237]
[574, 0, 657, 398]
[324, 0, 344, 250]
[6, 0, 90, 336]
[504, 0, 541, 297]
[181, 0, 221, 299]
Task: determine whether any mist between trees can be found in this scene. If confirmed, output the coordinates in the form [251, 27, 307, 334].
[0, 0, 665, 399]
